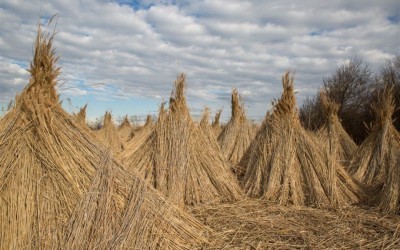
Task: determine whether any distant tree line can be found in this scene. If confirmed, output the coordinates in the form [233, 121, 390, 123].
[299, 55, 400, 144]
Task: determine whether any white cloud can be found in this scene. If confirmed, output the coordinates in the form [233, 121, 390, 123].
[58, 86, 88, 96]
[0, 0, 398, 121]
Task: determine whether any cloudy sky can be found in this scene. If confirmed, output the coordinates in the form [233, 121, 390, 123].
[0, 0, 399, 122]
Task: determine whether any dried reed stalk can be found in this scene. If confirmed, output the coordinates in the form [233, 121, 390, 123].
[240, 72, 362, 207]
[199, 107, 224, 165]
[74, 104, 88, 128]
[121, 114, 155, 162]
[0, 27, 209, 249]
[316, 93, 357, 165]
[118, 115, 134, 142]
[200, 107, 211, 128]
[218, 89, 255, 167]
[124, 74, 243, 206]
[64, 151, 209, 249]
[251, 121, 261, 135]
[211, 108, 223, 137]
[97, 111, 125, 153]
[191, 199, 400, 249]
[350, 86, 400, 214]
[144, 114, 153, 127]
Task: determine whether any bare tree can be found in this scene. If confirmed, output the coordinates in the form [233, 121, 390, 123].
[128, 115, 144, 126]
[300, 56, 374, 143]
[299, 96, 323, 131]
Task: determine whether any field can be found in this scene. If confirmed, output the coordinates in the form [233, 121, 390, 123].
[0, 27, 399, 249]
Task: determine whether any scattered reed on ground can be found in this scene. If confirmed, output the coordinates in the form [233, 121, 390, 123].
[191, 199, 400, 249]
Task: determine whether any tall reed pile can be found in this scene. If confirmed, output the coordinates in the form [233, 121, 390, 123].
[121, 114, 154, 161]
[74, 104, 88, 128]
[199, 107, 223, 161]
[118, 115, 134, 142]
[211, 108, 223, 137]
[97, 111, 125, 153]
[240, 72, 362, 207]
[218, 89, 255, 169]
[316, 93, 357, 165]
[124, 74, 243, 206]
[350, 86, 400, 214]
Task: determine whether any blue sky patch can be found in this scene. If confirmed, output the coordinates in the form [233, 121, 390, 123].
[309, 30, 325, 36]
[387, 15, 399, 23]
[116, 0, 154, 10]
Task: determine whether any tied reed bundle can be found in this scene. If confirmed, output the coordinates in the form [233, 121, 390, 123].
[350, 86, 400, 214]
[218, 90, 255, 167]
[118, 115, 134, 142]
[121, 114, 154, 160]
[316, 93, 357, 165]
[74, 104, 88, 128]
[97, 111, 125, 153]
[199, 107, 224, 163]
[211, 108, 223, 137]
[124, 74, 243, 206]
[240, 72, 362, 207]
[63, 151, 209, 249]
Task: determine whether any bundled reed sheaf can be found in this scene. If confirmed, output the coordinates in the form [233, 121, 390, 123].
[118, 115, 134, 142]
[350, 86, 400, 214]
[121, 114, 154, 161]
[132, 114, 154, 135]
[124, 74, 243, 206]
[211, 108, 223, 137]
[199, 107, 223, 158]
[316, 93, 357, 165]
[218, 89, 255, 167]
[64, 151, 208, 249]
[143, 114, 153, 128]
[74, 104, 88, 128]
[251, 120, 261, 134]
[0, 27, 208, 249]
[240, 72, 362, 207]
[97, 111, 125, 153]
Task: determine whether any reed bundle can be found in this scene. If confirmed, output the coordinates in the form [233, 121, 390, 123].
[97, 111, 125, 153]
[74, 104, 88, 128]
[316, 93, 357, 165]
[118, 115, 134, 142]
[240, 72, 362, 207]
[211, 108, 223, 137]
[350, 86, 400, 214]
[199, 107, 224, 162]
[124, 74, 243, 206]
[121, 114, 154, 161]
[218, 89, 255, 168]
